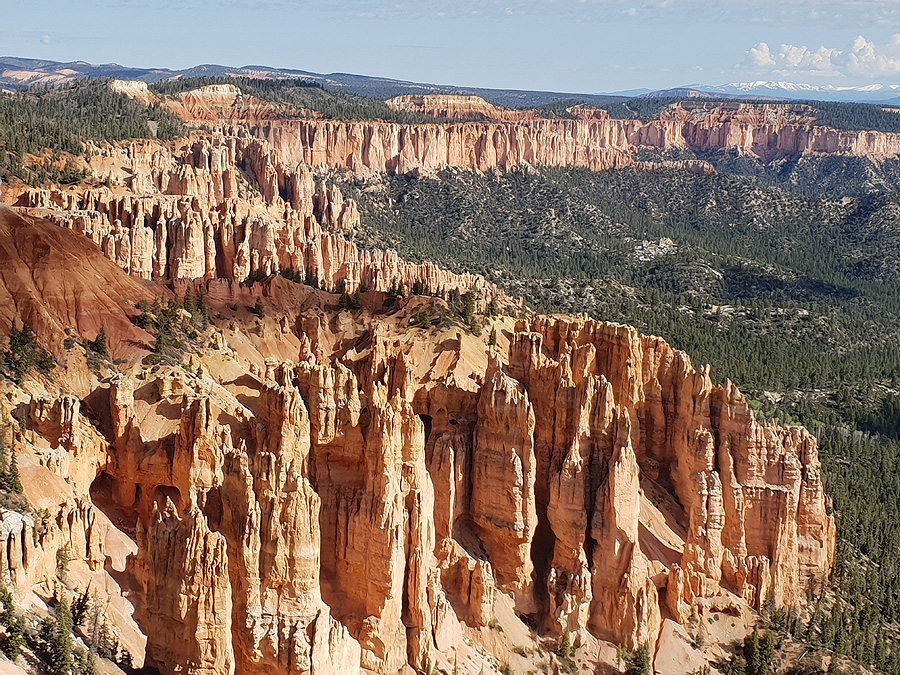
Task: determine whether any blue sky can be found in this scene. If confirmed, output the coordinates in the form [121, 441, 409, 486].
[6, 1, 900, 93]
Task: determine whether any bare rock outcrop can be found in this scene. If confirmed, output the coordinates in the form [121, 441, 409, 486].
[0, 135, 837, 673]
[79, 310, 832, 674]
[508, 316, 835, 645]
[386, 94, 541, 122]
[135, 499, 235, 675]
[13, 132, 500, 306]
[472, 356, 538, 611]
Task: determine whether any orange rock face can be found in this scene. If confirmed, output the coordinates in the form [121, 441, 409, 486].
[78, 310, 832, 673]
[509, 317, 835, 645]
[11, 132, 500, 307]
[246, 102, 900, 175]
[0, 206, 160, 358]
[9, 94, 900, 310]
[103, 82, 900, 168]
[0, 210, 835, 672]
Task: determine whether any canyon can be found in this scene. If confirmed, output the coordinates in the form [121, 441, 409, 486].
[0, 84, 842, 674]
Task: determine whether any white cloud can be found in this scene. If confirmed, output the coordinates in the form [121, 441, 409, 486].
[748, 42, 775, 68]
[41, 34, 51, 45]
[742, 34, 900, 80]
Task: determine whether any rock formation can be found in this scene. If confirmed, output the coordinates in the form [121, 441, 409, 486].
[11, 133, 500, 306]
[9, 88, 900, 310]
[97, 312, 832, 671]
[386, 94, 541, 122]
[244, 101, 900, 176]
[0, 83, 841, 674]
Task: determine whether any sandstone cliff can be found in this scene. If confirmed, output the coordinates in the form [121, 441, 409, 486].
[386, 95, 541, 122]
[0, 205, 834, 673]
[243, 107, 900, 175]
[8, 88, 900, 307]
[85, 309, 835, 671]
[10, 132, 499, 305]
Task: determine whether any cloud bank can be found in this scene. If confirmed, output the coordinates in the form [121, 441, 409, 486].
[744, 35, 900, 80]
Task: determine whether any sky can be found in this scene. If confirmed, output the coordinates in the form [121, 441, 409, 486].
[6, 1, 900, 94]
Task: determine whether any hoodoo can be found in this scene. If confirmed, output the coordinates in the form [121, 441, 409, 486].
[0, 79, 848, 675]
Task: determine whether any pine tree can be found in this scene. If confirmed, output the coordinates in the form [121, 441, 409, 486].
[761, 631, 775, 670]
[95, 617, 116, 659]
[0, 587, 24, 660]
[196, 287, 209, 325]
[489, 327, 497, 346]
[38, 600, 74, 675]
[89, 324, 108, 358]
[745, 628, 762, 675]
[2, 612, 24, 660]
[183, 287, 196, 315]
[5, 445, 22, 494]
[727, 656, 747, 675]
[76, 650, 96, 675]
[70, 588, 90, 626]
[625, 644, 651, 675]
[461, 292, 476, 322]
[0, 432, 8, 484]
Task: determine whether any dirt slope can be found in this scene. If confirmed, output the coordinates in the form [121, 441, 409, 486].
[0, 206, 162, 359]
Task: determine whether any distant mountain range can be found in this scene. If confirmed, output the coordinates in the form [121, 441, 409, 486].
[618, 81, 900, 105]
[4, 55, 900, 106]
[0, 56, 625, 108]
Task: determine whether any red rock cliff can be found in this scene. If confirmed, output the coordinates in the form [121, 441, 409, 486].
[11, 133, 500, 304]
[94, 313, 833, 670]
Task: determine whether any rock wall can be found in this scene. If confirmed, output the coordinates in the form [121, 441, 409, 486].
[81, 313, 834, 672]
[386, 94, 542, 122]
[12, 95, 900, 300]
[0, 89, 842, 674]
[107, 81, 900, 168]
[508, 317, 835, 644]
[13, 134, 498, 302]
[246, 103, 900, 175]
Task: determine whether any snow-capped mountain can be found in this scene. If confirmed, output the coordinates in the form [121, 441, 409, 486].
[688, 81, 900, 103]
